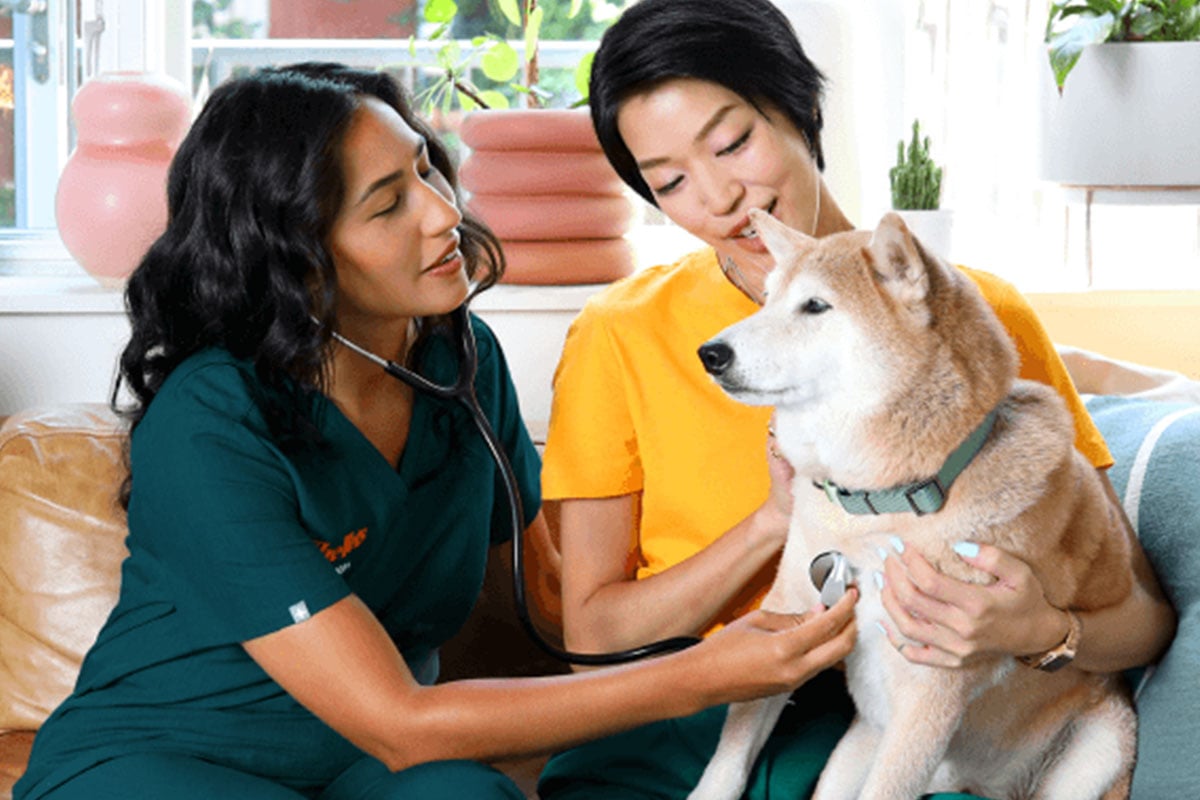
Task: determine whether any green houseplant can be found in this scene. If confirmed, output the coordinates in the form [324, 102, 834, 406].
[889, 119, 954, 258]
[1046, 0, 1200, 92]
[1040, 0, 1200, 188]
[416, 0, 597, 111]
[889, 119, 943, 211]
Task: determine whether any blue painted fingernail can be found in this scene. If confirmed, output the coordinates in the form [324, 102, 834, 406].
[874, 621, 887, 636]
[889, 536, 905, 554]
[954, 541, 980, 558]
[873, 570, 884, 590]
[876, 546, 889, 562]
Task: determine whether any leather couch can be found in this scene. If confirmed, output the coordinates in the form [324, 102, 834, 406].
[7, 364, 1200, 798]
[0, 404, 567, 799]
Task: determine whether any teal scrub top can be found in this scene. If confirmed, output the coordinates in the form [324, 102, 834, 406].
[15, 314, 542, 799]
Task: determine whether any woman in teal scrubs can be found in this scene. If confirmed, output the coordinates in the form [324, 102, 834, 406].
[14, 64, 858, 800]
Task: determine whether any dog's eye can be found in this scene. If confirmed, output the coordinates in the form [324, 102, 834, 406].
[799, 298, 831, 315]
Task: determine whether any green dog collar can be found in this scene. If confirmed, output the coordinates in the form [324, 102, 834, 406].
[816, 407, 1000, 516]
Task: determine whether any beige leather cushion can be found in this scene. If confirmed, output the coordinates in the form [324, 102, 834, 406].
[0, 405, 128, 733]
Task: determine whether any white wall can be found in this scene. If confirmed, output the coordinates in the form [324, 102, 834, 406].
[774, 0, 908, 225]
[0, 279, 597, 432]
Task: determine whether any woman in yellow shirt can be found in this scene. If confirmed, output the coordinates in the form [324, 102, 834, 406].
[538, 1, 1175, 797]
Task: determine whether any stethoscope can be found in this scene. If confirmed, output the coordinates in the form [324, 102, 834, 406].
[329, 305, 702, 665]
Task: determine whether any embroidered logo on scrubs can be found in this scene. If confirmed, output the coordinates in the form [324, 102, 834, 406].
[316, 527, 367, 574]
[289, 601, 311, 624]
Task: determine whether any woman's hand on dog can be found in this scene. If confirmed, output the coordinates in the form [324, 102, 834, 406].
[759, 420, 795, 545]
[698, 590, 858, 702]
[876, 542, 1067, 668]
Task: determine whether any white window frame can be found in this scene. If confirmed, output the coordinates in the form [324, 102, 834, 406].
[10, 0, 66, 229]
[4, 1, 1194, 290]
[0, 0, 189, 277]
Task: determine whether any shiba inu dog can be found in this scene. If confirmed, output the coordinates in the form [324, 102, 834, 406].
[690, 210, 1136, 800]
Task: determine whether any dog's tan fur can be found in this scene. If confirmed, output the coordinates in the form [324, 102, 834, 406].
[689, 211, 1136, 800]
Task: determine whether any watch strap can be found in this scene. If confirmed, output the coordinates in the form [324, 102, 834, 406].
[1018, 608, 1081, 672]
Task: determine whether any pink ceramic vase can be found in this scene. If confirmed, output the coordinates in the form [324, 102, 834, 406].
[55, 72, 192, 287]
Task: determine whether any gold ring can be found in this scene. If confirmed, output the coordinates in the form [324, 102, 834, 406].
[792, 613, 805, 627]
[767, 425, 776, 438]
[895, 641, 908, 654]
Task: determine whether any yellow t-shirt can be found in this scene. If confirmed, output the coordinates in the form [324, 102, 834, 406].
[542, 246, 1110, 610]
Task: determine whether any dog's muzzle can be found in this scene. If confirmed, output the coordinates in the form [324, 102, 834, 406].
[698, 341, 735, 376]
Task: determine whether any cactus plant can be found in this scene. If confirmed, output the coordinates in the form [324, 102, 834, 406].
[890, 120, 943, 211]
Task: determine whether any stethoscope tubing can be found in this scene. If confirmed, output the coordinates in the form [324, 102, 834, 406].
[339, 305, 700, 666]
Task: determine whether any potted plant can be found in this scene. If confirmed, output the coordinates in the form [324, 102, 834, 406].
[416, 0, 636, 285]
[889, 119, 954, 259]
[1039, 0, 1200, 188]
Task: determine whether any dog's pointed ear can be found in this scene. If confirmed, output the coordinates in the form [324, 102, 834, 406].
[865, 212, 929, 307]
[750, 208, 816, 265]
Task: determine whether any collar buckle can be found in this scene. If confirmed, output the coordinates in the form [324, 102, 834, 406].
[904, 477, 946, 516]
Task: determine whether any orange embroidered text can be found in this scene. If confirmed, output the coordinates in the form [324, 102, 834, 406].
[317, 527, 367, 562]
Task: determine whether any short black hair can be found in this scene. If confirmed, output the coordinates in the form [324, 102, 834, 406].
[589, 0, 827, 206]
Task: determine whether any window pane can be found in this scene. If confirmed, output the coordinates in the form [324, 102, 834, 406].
[1, 31, 14, 229]
[1, 2, 68, 234]
[191, 1, 618, 162]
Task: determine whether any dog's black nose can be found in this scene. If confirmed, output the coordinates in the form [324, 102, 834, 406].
[698, 341, 735, 376]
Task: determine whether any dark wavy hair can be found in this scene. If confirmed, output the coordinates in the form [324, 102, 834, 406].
[589, 0, 827, 206]
[113, 63, 503, 501]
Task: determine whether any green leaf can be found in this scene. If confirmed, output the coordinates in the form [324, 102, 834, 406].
[436, 42, 462, 72]
[479, 90, 510, 110]
[1129, 8, 1165, 37]
[1084, 0, 1122, 16]
[458, 90, 480, 112]
[481, 40, 520, 82]
[524, 5, 544, 63]
[569, 0, 584, 19]
[1047, 11, 1116, 90]
[496, 0, 522, 28]
[424, 0, 458, 25]
[574, 51, 595, 101]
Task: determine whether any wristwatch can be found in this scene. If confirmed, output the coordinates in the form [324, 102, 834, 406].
[1019, 608, 1081, 672]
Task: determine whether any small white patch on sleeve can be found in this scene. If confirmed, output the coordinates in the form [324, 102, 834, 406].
[288, 601, 311, 624]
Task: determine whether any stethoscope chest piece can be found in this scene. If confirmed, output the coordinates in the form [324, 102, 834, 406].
[809, 550, 857, 607]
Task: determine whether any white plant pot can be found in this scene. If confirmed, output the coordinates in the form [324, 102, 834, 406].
[896, 209, 955, 262]
[1038, 42, 1200, 187]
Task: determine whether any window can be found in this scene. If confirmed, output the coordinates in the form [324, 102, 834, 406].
[1, 1, 69, 245]
[191, 0, 616, 163]
[0, 0, 616, 277]
[1, 0, 182, 276]
[1, 1, 1195, 289]
[896, 0, 1199, 291]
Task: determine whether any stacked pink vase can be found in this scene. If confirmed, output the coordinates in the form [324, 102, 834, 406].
[459, 108, 637, 285]
[55, 72, 192, 287]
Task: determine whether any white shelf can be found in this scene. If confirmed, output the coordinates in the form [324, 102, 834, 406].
[0, 275, 125, 314]
[1058, 185, 1200, 206]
